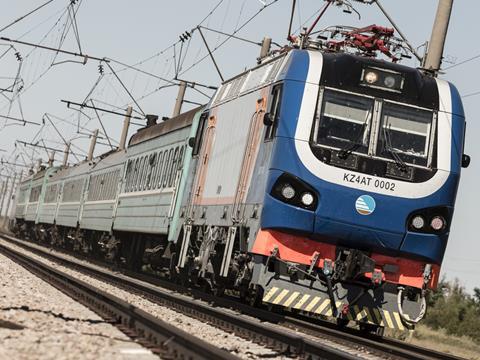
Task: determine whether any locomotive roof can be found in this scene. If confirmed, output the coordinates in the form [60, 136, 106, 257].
[128, 106, 203, 147]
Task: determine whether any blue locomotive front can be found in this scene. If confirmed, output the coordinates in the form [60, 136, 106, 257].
[252, 49, 468, 330]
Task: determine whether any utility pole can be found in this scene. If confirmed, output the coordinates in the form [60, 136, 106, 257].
[48, 151, 55, 167]
[87, 129, 99, 161]
[0, 180, 6, 217]
[0, 177, 9, 217]
[118, 106, 133, 151]
[258, 37, 272, 63]
[424, 0, 454, 74]
[172, 82, 187, 117]
[63, 142, 70, 167]
[4, 172, 18, 226]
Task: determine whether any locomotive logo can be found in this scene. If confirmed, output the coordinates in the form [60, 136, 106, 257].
[355, 195, 376, 215]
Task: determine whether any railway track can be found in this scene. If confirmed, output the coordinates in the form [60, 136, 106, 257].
[0, 238, 238, 360]
[0, 233, 465, 360]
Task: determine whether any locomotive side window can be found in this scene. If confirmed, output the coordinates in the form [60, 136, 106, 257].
[264, 85, 282, 141]
[376, 102, 433, 167]
[313, 90, 373, 154]
[192, 113, 208, 156]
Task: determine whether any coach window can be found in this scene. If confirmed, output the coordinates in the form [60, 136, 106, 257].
[139, 156, 147, 191]
[155, 151, 164, 189]
[161, 149, 172, 188]
[192, 112, 209, 156]
[104, 173, 111, 200]
[178, 146, 185, 170]
[128, 160, 134, 192]
[138, 157, 145, 191]
[124, 160, 131, 192]
[130, 158, 138, 192]
[264, 85, 282, 141]
[106, 172, 112, 199]
[153, 152, 162, 189]
[147, 153, 156, 189]
[141, 156, 148, 191]
[169, 147, 179, 187]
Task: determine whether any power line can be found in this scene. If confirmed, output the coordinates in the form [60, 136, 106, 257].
[104, 61, 145, 116]
[445, 53, 480, 70]
[0, 36, 106, 62]
[462, 90, 480, 99]
[0, 0, 57, 34]
[61, 99, 145, 125]
[179, 0, 280, 77]
[0, 113, 41, 126]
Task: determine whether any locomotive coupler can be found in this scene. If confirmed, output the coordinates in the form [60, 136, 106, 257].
[333, 249, 376, 281]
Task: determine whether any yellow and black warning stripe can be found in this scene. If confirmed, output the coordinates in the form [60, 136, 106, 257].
[262, 286, 407, 331]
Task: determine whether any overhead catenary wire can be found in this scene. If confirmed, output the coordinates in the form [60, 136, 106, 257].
[0, 0, 57, 34]
[0, 113, 40, 126]
[461, 90, 480, 99]
[444, 52, 480, 70]
[90, 100, 114, 150]
[179, 0, 281, 78]
[2, 0, 278, 168]
[61, 99, 145, 126]
[43, 113, 81, 162]
[104, 61, 146, 116]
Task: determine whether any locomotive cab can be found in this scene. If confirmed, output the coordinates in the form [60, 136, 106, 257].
[251, 50, 466, 332]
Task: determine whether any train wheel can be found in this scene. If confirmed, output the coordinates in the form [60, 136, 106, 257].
[359, 323, 384, 337]
[247, 285, 263, 307]
[336, 318, 350, 329]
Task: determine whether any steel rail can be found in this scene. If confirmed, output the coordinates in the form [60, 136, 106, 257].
[0, 234, 360, 360]
[0, 233, 464, 360]
[0, 239, 238, 360]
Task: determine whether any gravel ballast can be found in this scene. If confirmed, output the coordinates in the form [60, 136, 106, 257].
[0, 251, 157, 360]
[0, 238, 283, 359]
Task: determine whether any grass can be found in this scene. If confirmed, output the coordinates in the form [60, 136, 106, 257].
[387, 324, 480, 360]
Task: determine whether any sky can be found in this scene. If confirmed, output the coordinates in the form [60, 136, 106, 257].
[0, 0, 478, 291]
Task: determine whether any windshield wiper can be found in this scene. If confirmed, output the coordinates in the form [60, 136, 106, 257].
[338, 115, 370, 160]
[338, 140, 362, 160]
[382, 125, 407, 171]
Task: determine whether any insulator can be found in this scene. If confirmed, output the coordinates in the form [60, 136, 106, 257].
[98, 64, 104, 74]
[15, 52, 22, 61]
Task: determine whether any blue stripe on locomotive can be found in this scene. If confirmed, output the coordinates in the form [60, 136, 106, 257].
[261, 50, 465, 264]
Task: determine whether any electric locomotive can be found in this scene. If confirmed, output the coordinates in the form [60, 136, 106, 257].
[12, 25, 469, 336]
[174, 36, 468, 333]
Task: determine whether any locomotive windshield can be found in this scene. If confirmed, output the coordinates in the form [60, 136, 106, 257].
[376, 103, 433, 167]
[312, 88, 435, 169]
[313, 90, 373, 155]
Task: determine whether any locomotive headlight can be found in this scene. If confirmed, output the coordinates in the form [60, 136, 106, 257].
[281, 184, 296, 200]
[383, 75, 396, 88]
[364, 71, 378, 84]
[361, 66, 404, 92]
[430, 216, 446, 231]
[301, 192, 314, 206]
[411, 215, 425, 230]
